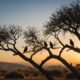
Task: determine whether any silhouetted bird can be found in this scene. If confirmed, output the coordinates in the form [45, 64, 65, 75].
[50, 42, 53, 49]
[44, 42, 47, 48]
[70, 39, 74, 47]
[23, 46, 28, 54]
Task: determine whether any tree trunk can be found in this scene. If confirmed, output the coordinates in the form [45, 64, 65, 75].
[15, 51, 54, 80]
[39, 66, 54, 80]
[55, 56, 80, 80]
[47, 48, 80, 80]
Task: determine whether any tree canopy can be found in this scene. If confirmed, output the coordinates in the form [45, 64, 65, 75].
[0, 1, 80, 80]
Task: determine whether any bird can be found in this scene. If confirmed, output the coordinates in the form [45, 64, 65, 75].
[23, 46, 28, 54]
[44, 42, 48, 48]
[70, 39, 74, 47]
[50, 42, 53, 49]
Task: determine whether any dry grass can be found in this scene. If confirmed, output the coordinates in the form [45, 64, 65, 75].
[0, 76, 46, 80]
[24, 76, 46, 80]
[0, 76, 78, 80]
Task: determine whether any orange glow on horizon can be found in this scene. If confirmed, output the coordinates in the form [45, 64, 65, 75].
[0, 33, 80, 66]
[0, 48, 80, 66]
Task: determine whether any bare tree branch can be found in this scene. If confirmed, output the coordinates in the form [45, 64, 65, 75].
[59, 44, 80, 56]
[40, 56, 51, 67]
[31, 47, 44, 59]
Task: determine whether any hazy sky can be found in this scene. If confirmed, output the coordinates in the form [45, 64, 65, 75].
[0, 0, 75, 27]
[1, 0, 80, 65]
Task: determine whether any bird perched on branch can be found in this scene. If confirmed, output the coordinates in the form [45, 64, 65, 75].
[70, 39, 74, 47]
[44, 42, 47, 48]
[23, 46, 28, 54]
[50, 42, 53, 49]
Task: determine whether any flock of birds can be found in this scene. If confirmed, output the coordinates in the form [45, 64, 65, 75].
[23, 42, 54, 54]
[23, 39, 74, 54]
[44, 42, 53, 48]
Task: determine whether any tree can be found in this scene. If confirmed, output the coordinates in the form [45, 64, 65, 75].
[0, 25, 54, 80]
[1, 1, 80, 80]
[44, 0, 80, 80]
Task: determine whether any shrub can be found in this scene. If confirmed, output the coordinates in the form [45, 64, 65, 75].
[33, 72, 39, 77]
[48, 70, 62, 77]
[66, 73, 75, 79]
[4, 71, 24, 79]
[25, 72, 30, 76]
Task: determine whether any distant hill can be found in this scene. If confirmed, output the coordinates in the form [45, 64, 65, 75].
[0, 62, 30, 71]
[0, 62, 67, 73]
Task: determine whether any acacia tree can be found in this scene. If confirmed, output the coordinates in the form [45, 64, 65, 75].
[1, 1, 80, 80]
[44, 1, 80, 80]
[0, 25, 54, 80]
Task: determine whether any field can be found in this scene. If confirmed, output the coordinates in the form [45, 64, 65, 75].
[0, 62, 79, 80]
[0, 76, 77, 80]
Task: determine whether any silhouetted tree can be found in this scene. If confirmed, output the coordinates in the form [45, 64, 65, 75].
[1, 1, 80, 80]
[44, 1, 80, 40]
[44, 0, 80, 80]
[0, 25, 54, 80]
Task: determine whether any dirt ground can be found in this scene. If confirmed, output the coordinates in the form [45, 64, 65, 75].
[0, 76, 77, 80]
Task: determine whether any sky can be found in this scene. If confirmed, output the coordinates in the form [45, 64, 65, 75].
[0, 0, 80, 66]
[0, 0, 75, 27]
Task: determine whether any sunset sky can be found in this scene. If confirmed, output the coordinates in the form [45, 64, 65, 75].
[0, 0, 80, 66]
[0, 0, 75, 26]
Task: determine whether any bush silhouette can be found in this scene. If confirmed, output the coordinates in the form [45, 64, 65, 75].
[4, 71, 24, 79]
[33, 72, 39, 77]
[0, 73, 4, 76]
[66, 72, 75, 79]
[25, 72, 30, 76]
[48, 70, 62, 77]
[0, 69, 6, 73]
[0, 70, 6, 76]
